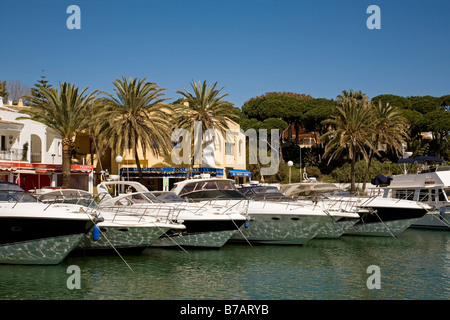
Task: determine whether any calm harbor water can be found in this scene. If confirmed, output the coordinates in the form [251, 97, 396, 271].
[1, 229, 450, 301]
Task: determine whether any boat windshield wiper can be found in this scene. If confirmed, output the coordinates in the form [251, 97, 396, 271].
[12, 192, 26, 209]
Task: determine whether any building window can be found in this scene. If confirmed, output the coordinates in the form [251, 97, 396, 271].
[1, 135, 6, 151]
[238, 139, 243, 157]
[225, 142, 234, 156]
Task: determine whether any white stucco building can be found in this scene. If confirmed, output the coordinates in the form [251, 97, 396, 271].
[0, 98, 94, 192]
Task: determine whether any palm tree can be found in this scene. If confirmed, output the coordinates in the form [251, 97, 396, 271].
[337, 89, 368, 103]
[321, 97, 376, 193]
[93, 76, 172, 182]
[362, 101, 409, 190]
[17, 83, 97, 188]
[175, 80, 239, 179]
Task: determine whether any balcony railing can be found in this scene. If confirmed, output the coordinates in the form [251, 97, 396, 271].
[31, 152, 42, 163]
[0, 148, 24, 161]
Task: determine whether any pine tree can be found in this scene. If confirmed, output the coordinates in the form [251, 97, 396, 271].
[29, 70, 52, 104]
[0, 79, 8, 101]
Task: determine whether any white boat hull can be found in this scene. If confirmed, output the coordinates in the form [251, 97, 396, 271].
[0, 234, 85, 265]
[411, 209, 450, 230]
[314, 219, 359, 238]
[78, 222, 170, 250]
[152, 229, 238, 248]
[230, 214, 336, 245]
[151, 212, 247, 248]
[345, 217, 421, 236]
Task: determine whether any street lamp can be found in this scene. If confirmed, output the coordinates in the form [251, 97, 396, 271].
[115, 155, 123, 180]
[287, 160, 293, 184]
[115, 155, 123, 195]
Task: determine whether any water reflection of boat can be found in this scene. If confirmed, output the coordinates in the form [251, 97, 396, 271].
[280, 182, 430, 237]
[171, 178, 359, 244]
[0, 182, 100, 265]
[97, 181, 246, 248]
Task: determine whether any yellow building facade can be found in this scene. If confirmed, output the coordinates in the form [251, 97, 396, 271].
[73, 120, 250, 192]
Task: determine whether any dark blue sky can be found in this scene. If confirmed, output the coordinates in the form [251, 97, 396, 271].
[1, 0, 449, 107]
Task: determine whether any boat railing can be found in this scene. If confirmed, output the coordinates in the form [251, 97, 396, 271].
[98, 200, 185, 224]
[318, 197, 360, 213]
[290, 193, 361, 213]
[238, 193, 360, 214]
[39, 193, 98, 209]
[367, 188, 384, 197]
[183, 196, 250, 216]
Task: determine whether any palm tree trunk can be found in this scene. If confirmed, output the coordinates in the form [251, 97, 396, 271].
[186, 154, 195, 180]
[294, 120, 300, 144]
[186, 132, 199, 180]
[362, 150, 374, 191]
[89, 135, 94, 165]
[350, 154, 356, 194]
[134, 147, 144, 183]
[62, 138, 72, 188]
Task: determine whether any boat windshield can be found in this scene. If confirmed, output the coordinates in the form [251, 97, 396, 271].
[178, 180, 246, 200]
[239, 186, 293, 201]
[179, 180, 237, 195]
[315, 189, 352, 198]
[113, 193, 154, 206]
[151, 192, 184, 203]
[290, 188, 351, 199]
[0, 188, 39, 203]
[37, 190, 95, 207]
[441, 188, 450, 202]
[242, 186, 280, 194]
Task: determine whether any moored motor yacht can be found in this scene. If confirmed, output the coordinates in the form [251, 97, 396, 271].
[171, 177, 359, 244]
[376, 165, 450, 230]
[96, 181, 247, 248]
[280, 182, 430, 237]
[37, 187, 185, 252]
[238, 184, 359, 238]
[0, 181, 101, 265]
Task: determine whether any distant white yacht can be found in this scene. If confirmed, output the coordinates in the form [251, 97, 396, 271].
[377, 165, 450, 230]
[280, 182, 430, 237]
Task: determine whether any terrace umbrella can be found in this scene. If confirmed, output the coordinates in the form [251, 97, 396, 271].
[413, 156, 444, 162]
[398, 158, 425, 164]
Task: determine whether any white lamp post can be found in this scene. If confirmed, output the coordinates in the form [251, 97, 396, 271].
[115, 155, 123, 180]
[287, 160, 293, 184]
[115, 155, 123, 195]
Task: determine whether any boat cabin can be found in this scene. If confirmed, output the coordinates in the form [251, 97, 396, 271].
[280, 183, 351, 200]
[238, 185, 293, 201]
[381, 166, 450, 210]
[171, 178, 246, 200]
